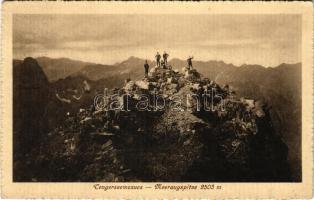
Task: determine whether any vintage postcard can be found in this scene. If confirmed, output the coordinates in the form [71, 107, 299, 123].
[1, 1, 313, 199]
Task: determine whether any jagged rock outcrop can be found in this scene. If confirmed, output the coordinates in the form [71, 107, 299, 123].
[13, 58, 51, 154]
[13, 57, 53, 181]
[15, 63, 291, 182]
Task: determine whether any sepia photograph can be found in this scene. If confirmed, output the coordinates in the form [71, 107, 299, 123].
[12, 14, 302, 182]
[1, 2, 313, 199]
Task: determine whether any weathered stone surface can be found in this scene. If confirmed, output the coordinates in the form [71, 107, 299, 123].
[20, 64, 290, 182]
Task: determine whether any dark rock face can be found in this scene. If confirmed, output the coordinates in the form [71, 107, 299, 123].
[13, 61, 292, 182]
[13, 57, 50, 153]
[26, 56, 302, 176]
[14, 58, 291, 182]
[113, 72, 291, 182]
[215, 63, 302, 181]
[13, 57, 52, 181]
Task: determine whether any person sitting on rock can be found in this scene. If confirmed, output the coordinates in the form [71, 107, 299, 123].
[187, 56, 194, 70]
[155, 52, 161, 68]
[144, 60, 149, 77]
[163, 51, 169, 65]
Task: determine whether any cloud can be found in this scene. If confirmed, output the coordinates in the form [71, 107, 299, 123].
[13, 14, 301, 66]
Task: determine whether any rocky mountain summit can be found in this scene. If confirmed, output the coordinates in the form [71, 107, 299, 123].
[14, 60, 291, 182]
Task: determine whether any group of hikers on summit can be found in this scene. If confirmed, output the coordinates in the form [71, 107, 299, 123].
[155, 51, 169, 67]
[144, 51, 194, 77]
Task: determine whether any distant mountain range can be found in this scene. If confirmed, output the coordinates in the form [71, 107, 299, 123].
[36, 57, 94, 82]
[13, 56, 301, 181]
[32, 56, 239, 83]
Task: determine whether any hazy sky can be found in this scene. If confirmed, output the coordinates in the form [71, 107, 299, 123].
[13, 14, 301, 67]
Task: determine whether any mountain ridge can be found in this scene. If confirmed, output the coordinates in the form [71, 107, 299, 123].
[13, 56, 301, 83]
[13, 56, 302, 181]
[13, 57, 292, 182]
